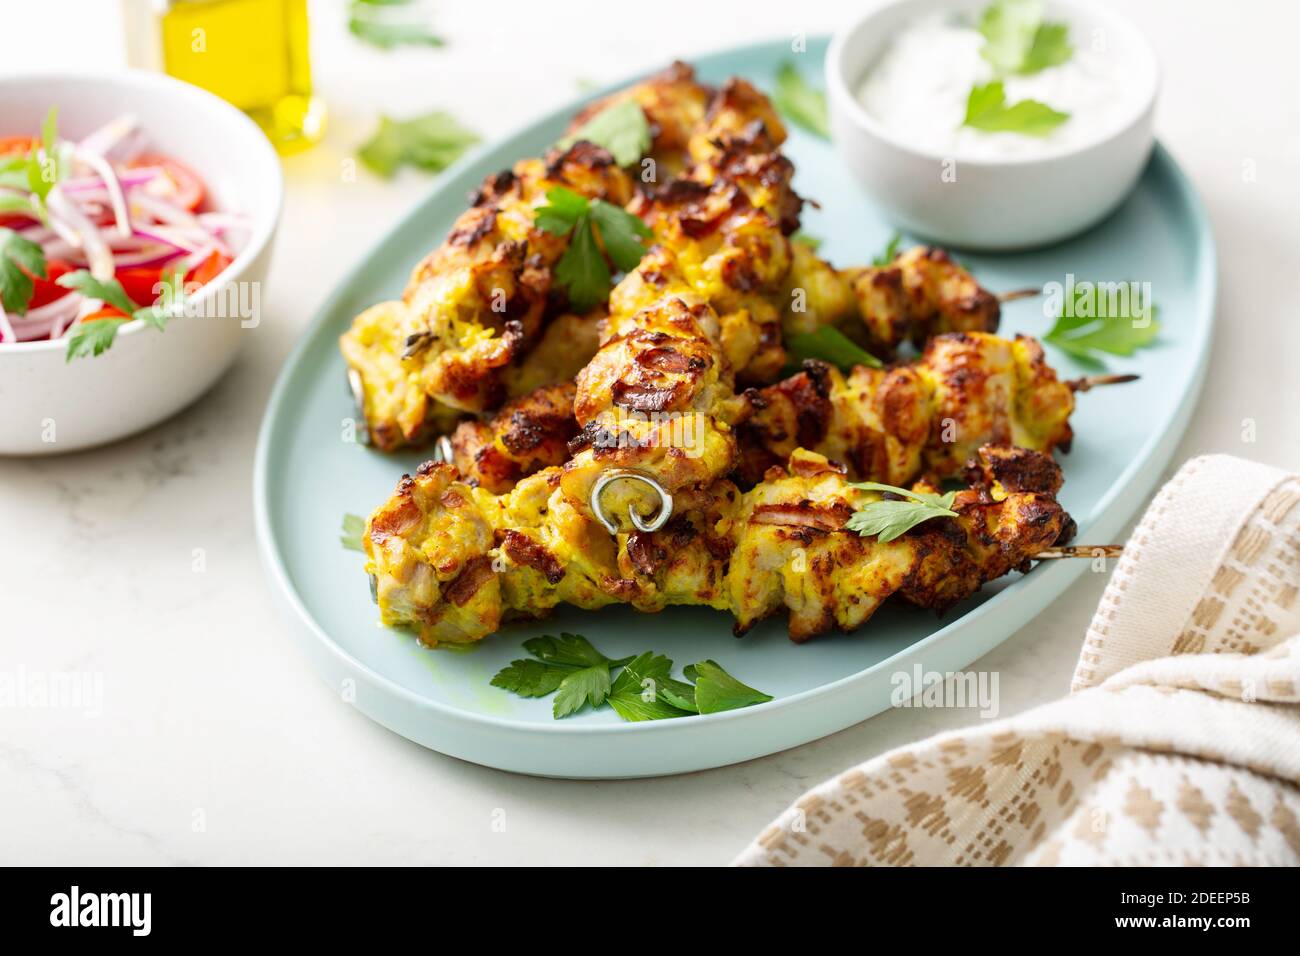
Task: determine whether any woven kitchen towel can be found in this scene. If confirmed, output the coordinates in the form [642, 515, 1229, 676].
[734, 455, 1300, 866]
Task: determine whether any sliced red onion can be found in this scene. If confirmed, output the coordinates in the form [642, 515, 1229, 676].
[132, 224, 205, 253]
[77, 114, 138, 159]
[17, 224, 52, 242]
[50, 242, 183, 271]
[8, 292, 82, 341]
[60, 166, 162, 194]
[46, 186, 114, 280]
[197, 212, 253, 230]
[111, 246, 188, 269]
[129, 191, 203, 231]
[42, 231, 161, 260]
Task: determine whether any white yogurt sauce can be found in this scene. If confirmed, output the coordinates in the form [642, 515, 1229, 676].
[857, 13, 1134, 159]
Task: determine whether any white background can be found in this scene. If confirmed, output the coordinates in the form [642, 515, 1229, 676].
[0, 0, 1297, 865]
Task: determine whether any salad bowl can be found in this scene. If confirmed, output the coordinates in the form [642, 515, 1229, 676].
[0, 69, 282, 455]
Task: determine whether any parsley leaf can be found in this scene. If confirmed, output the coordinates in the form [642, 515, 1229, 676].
[133, 269, 185, 332]
[1020, 21, 1072, 74]
[588, 198, 652, 272]
[490, 658, 571, 698]
[871, 231, 902, 267]
[347, 0, 444, 50]
[773, 62, 830, 139]
[538, 188, 650, 312]
[358, 111, 478, 178]
[692, 660, 773, 714]
[61, 267, 185, 326]
[557, 98, 651, 167]
[845, 482, 959, 543]
[490, 636, 773, 722]
[340, 513, 367, 552]
[606, 652, 694, 722]
[552, 664, 612, 718]
[555, 218, 611, 314]
[65, 318, 125, 362]
[1043, 282, 1159, 367]
[978, 0, 1072, 75]
[963, 81, 1068, 137]
[523, 632, 624, 668]
[57, 270, 139, 317]
[534, 186, 588, 234]
[785, 325, 883, 371]
[791, 231, 821, 251]
[0, 227, 47, 315]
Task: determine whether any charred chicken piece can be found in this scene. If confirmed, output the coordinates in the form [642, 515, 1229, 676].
[362, 445, 1071, 646]
[738, 331, 1075, 485]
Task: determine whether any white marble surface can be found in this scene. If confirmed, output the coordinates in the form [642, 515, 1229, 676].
[1, 0, 1297, 865]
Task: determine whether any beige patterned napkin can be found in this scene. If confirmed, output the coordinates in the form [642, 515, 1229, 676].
[735, 455, 1300, 866]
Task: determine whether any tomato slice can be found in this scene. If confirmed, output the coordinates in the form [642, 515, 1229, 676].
[0, 138, 36, 227]
[82, 307, 130, 321]
[26, 259, 76, 310]
[185, 250, 233, 287]
[0, 136, 36, 158]
[131, 153, 206, 211]
[115, 266, 166, 307]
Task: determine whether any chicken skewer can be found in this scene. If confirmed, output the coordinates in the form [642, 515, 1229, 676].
[557, 80, 803, 531]
[441, 331, 1135, 500]
[362, 444, 1075, 646]
[339, 63, 714, 451]
[782, 243, 1008, 358]
[735, 330, 1139, 485]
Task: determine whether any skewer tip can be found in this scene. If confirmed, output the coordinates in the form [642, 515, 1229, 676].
[997, 287, 1043, 303]
[1035, 544, 1125, 560]
[1067, 373, 1140, 392]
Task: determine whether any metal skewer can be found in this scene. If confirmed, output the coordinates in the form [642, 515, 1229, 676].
[997, 287, 1043, 303]
[1034, 544, 1125, 559]
[590, 469, 674, 535]
[1067, 373, 1140, 392]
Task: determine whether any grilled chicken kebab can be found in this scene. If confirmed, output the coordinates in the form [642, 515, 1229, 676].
[363, 444, 1073, 645]
[445, 330, 1091, 495]
[339, 63, 713, 451]
[339, 59, 1012, 455]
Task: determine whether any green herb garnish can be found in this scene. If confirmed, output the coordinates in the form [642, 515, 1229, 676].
[64, 319, 127, 361]
[870, 231, 902, 267]
[58, 269, 186, 361]
[557, 98, 651, 167]
[358, 111, 478, 178]
[26, 106, 65, 205]
[606, 652, 695, 722]
[962, 81, 1068, 137]
[845, 482, 960, 543]
[1043, 282, 1159, 367]
[535, 186, 651, 312]
[341, 513, 367, 552]
[0, 227, 47, 315]
[785, 325, 883, 371]
[491, 634, 772, 722]
[978, 0, 1072, 75]
[57, 270, 136, 317]
[772, 62, 830, 139]
[347, 0, 444, 50]
[791, 230, 822, 251]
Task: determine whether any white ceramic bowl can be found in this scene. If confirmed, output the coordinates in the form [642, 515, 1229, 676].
[826, 0, 1158, 250]
[0, 70, 281, 455]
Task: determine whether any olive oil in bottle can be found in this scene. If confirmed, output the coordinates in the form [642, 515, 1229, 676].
[130, 0, 325, 153]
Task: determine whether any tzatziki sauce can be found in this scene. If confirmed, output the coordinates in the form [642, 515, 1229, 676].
[857, 13, 1135, 159]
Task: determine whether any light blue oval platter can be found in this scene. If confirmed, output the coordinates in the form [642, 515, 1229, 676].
[254, 38, 1215, 778]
